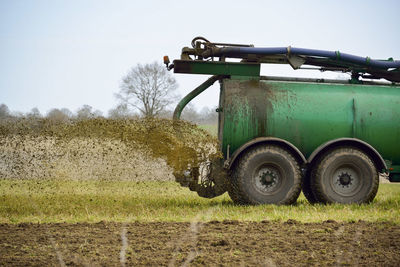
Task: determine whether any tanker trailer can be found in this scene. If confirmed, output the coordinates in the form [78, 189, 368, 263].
[164, 37, 400, 205]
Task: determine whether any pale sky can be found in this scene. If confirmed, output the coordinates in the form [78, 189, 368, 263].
[1, 0, 399, 115]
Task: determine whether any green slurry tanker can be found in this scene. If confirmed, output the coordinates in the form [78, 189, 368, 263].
[164, 37, 400, 205]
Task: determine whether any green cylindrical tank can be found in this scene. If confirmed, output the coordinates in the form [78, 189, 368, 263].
[169, 37, 400, 203]
[220, 77, 400, 170]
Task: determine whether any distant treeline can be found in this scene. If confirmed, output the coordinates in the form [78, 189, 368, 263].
[0, 103, 218, 125]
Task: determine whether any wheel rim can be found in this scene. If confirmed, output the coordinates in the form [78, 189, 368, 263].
[253, 164, 283, 194]
[330, 164, 362, 197]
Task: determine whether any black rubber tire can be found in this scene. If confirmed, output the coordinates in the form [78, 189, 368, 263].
[228, 145, 302, 205]
[311, 146, 379, 204]
[227, 180, 242, 204]
[302, 170, 320, 204]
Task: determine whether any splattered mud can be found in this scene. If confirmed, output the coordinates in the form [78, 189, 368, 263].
[0, 118, 219, 181]
[1, 221, 399, 266]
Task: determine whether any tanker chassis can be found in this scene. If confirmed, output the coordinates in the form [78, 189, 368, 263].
[165, 37, 400, 205]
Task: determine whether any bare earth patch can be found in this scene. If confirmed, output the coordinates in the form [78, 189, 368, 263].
[0, 221, 399, 266]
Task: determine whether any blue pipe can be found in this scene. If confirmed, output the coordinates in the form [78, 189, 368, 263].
[218, 47, 400, 69]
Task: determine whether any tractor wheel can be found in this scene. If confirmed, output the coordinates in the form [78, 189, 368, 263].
[302, 170, 320, 204]
[228, 145, 302, 205]
[227, 174, 243, 204]
[311, 146, 379, 204]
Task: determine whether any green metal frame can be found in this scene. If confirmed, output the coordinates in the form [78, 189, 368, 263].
[173, 75, 222, 120]
[172, 60, 260, 120]
[173, 60, 260, 77]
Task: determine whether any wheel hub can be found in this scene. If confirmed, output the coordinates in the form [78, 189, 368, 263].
[331, 167, 361, 196]
[254, 167, 281, 193]
[338, 172, 352, 186]
[260, 171, 276, 187]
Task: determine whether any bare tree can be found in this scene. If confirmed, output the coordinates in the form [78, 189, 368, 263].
[60, 108, 73, 118]
[76, 104, 102, 120]
[199, 106, 218, 124]
[0, 104, 11, 120]
[116, 62, 178, 118]
[26, 107, 42, 118]
[179, 105, 218, 124]
[46, 108, 71, 122]
[157, 109, 173, 119]
[181, 103, 200, 123]
[108, 104, 135, 119]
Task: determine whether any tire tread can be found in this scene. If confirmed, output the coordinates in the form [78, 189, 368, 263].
[311, 146, 379, 204]
[228, 145, 302, 205]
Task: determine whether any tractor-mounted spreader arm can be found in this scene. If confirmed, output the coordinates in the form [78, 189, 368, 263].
[166, 36, 400, 83]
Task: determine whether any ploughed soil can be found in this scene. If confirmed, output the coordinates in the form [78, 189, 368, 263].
[1, 221, 399, 266]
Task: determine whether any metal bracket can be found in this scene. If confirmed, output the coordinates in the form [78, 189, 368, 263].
[287, 55, 306, 69]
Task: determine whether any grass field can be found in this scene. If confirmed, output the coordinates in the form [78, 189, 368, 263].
[1, 179, 399, 224]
